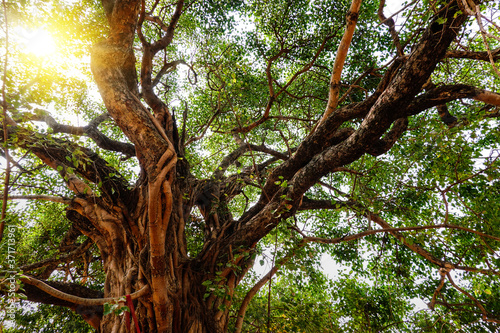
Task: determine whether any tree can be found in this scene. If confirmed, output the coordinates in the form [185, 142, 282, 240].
[1, 0, 500, 332]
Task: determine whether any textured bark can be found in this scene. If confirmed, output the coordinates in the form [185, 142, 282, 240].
[3, 0, 500, 332]
[317, 0, 363, 125]
[85, 2, 493, 330]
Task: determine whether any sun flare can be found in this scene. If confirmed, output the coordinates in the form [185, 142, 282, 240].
[20, 28, 56, 57]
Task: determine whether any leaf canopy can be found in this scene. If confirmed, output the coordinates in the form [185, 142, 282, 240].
[1, 0, 500, 332]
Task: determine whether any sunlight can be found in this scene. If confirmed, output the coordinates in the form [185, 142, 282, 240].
[19, 28, 56, 57]
[13, 26, 95, 92]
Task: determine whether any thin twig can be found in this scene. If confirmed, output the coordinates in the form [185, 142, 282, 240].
[0, 0, 11, 243]
[474, 5, 500, 77]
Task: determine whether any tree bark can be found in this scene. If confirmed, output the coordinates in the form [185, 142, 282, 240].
[4, 0, 500, 331]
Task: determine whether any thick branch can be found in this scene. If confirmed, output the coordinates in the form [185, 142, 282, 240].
[6, 195, 71, 204]
[474, 90, 500, 106]
[1, 123, 131, 202]
[91, 42, 172, 171]
[20, 276, 149, 306]
[286, 4, 470, 200]
[365, 117, 408, 156]
[230, 7, 470, 255]
[317, 0, 363, 127]
[254, 61, 405, 208]
[407, 84, 491, 115]
[138, 2, 185, 151]
[258, 126, 356, 210]
[150, 0, 184, 53]
[445, 48, 500, 61]
[19, 279, 104, 329]
[23, 110, 135, 157]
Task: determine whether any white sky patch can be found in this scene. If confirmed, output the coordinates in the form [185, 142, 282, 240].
[384, 0, 406, 17]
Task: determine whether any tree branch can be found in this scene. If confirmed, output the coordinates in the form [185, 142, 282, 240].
[150, 0, 184, 53]
[20, 276, 149, 306]
[428, 266, 449, 310]
[0, 0, 11, 243]
[152, 59, 196, 88]
[1, 123, 131, 202]
[229, 4, 470, 253]
[444, 48, 500, 62]
[474, 6, 500, 77]
[22, 110, 136, 157]
[316, 0, 363, 128]
[365, 117, 408, 156]
[446, 272, 500, 323]
[378, 0, 404, 56]
[6, 195, 71, 204]
[232, 31, 338, 135]
[407, 85, 500, 116]
[474, 90, 500, 106]
[298, 197, 353, 211]
[300, 223, 500, 244]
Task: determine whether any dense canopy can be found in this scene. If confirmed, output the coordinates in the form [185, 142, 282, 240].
[0, 0, 500, 332]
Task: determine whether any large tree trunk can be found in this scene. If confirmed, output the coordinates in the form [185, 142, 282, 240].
[85, 1, 250, 330]
[83, 1, 471, 332]
[66, 180, 248, 333]
[10, 0, 499, 331]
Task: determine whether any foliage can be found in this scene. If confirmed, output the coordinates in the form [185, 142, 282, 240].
[0, 0, 499, 332]
[4, 303, 92, 333]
